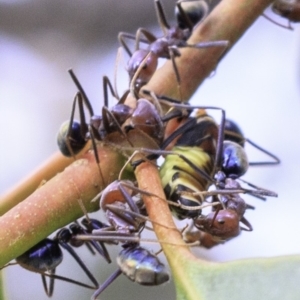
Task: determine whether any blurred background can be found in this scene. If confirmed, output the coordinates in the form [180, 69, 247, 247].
[0, 0, 300, 299]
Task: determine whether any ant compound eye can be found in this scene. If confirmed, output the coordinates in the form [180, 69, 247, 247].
[217, 218, 225, 225]
[222, 141, 249, 178]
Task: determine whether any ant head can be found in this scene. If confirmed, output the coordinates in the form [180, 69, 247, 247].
[99, 180, 135, 210]
[124, 99, 164, 142]
[195, 210, 240, 240]
[127, 49, 158, 87]
[221, 141, 249, 178]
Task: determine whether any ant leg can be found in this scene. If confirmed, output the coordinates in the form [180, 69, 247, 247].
[118, 32, 136, 56]
[118, 32, 150, 57]
[103, 75, 118, 107]
[39, 271, 97, 290]
[154, 0, 171, 34]
[88, 126, 105, 187]
[209, 207, 221, 229]
[113, 48, 124, 100]
[76, 231, 194, 247]
[145, 90, 165, 119]
[92, 269, 122, 300]
[57, 92, 88, 158]
[48, 269, 55, 297]
[135, 28, 156, 51]
[168, 47, 183, 101]
[261, 13, 293, 30]
[67, 68, 106, 186]
[141, 92, 226, 161]
[238, 178, 278, 198]
[130, 51, 155, 97]
[99, 180, 176, 230]
[74, 221, 112, 263]
[240, 216, 253, 231]
[105, 203, 179, 231]
[80, 219, 113, 262]
[68, 69, 94, 116]
[73, 220, 97, 255]
[246, 138, 281, 166]
[41, 273, 52, 297]
[58, 241, 99, 288]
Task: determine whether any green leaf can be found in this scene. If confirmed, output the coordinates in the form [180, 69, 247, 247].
[173, 254, 300, 300]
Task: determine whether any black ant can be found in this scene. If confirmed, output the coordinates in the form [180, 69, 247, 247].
[0, 222, 104, 297]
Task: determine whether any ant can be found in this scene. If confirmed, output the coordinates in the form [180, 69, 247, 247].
[127, 93, 278, 244]
[57, 69, 128, 157]
[88, 242, 169, 300]
[118, 0, 228, 93]
[272, 0, 300, 26]
[72, 179, 174, 299]
[57, 69, 169, 167]
[0, 222, 104, 297]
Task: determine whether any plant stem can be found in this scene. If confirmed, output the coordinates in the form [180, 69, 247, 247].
[0, 145, 126, 267]
[0, 0, 273, 279]
[142, 0, 274, 101]
[0, 143, 91, 217]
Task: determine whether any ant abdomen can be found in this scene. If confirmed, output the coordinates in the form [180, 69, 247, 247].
[224, 119, 245, 146]
[221, 141, 249, 178]
[117, 244, 169, 286]
[272, 0, 300, 23]
[16, 238, 62, 273]
[175, 0, 209, 30]
[57, 120, 87, 157]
